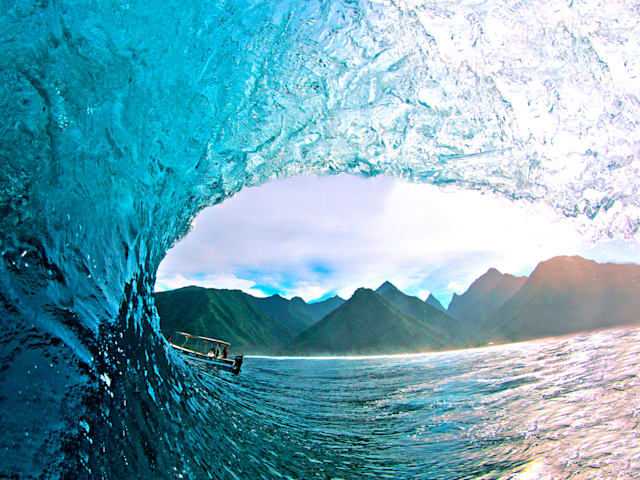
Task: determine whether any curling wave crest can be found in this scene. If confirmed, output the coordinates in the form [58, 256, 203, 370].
[0, 0, 639, 477]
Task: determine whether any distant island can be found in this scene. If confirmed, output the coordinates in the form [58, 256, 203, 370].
[154, 256, 640, 355]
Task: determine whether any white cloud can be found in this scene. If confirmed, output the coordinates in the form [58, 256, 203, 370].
[335, 282, 368, 301]
[281, 284, 329, 301]
[155, 174, 639, 303]
[155, 272, 268, 297]
[416, 289, 431, 301]
[447, 281, 465, 295]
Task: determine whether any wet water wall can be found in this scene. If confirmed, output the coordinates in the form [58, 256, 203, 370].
[0, 0, 639, 477]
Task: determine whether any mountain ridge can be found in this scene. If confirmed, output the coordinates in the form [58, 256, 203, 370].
[291, 288, 451, 355]
[425, 294, 446, 312]
[154, 256, 640, 355]
[477, 256, 640, 342]
[375, 281, 465, 346]
[447, 268, 527, 334]
[154, 286, 296, 354]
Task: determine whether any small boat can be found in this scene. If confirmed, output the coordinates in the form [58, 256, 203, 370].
[169, 331, 244, 374]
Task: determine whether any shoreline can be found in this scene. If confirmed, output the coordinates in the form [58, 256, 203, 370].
[245, 324, 640, 360]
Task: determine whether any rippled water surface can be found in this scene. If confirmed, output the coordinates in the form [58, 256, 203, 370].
[205, 327, 640, 479]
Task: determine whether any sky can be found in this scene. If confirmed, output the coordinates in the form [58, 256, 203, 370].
[155, 174, 639, 306]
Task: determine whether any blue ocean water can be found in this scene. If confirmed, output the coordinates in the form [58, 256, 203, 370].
[1, 0, 640, 477]
[178, 327, 640, 479]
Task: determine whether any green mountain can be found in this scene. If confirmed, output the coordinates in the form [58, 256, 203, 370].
[447, 268, 527, 334]
[154, 286, 295, 354]
[253, 294, 345, 333]
[425, 294, 446, 312]
[291, 288, 452, 355]
[305, 295, 346, 321]
[478, 256, 640, 343]
[375, 281, 465, 345]
[154, 256, 640, 356]
[252, 294, 315, 333]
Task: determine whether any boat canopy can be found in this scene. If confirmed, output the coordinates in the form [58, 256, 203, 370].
[176, 331, 230, 346]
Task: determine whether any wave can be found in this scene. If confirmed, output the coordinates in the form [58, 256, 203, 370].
[1, 0, 639, 477]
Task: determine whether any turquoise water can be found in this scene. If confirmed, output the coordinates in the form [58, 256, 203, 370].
[192, 327, 640, 479]
[2, 0, 640, 477]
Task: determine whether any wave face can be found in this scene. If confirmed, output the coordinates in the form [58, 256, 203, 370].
[0, 0, 639, 477]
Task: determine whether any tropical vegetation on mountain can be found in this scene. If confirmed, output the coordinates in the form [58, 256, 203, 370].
[425, 294, 446, 312]
[374, 281, 464, 346]
[291, 288, 456, 355]
[154, 256, 640, 356]
[251, 294, 344, 333]
[476, 256, 640, 342]
[447, 268, 526, 335]
[155, 286, 295, 354]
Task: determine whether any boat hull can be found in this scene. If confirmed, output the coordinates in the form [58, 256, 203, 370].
[172, 347, 243, 374]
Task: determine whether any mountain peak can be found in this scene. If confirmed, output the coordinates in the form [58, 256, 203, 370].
[535, 255, 591, 271]
[482, 255, 640, 342]
[528, 255, 597, 288]
[481, 267, 503, 279]
[447, 267, 527, 328]
[353, 287, 375, 298]
[464, 267, 511, 293]
[375, 280, 400, 294]
[293, 286, 454, 355]
[425, 293, 446, 312]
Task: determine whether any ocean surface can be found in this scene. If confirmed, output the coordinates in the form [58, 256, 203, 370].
[2, 1, 640, 477]
[192, 327, 640, 479]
